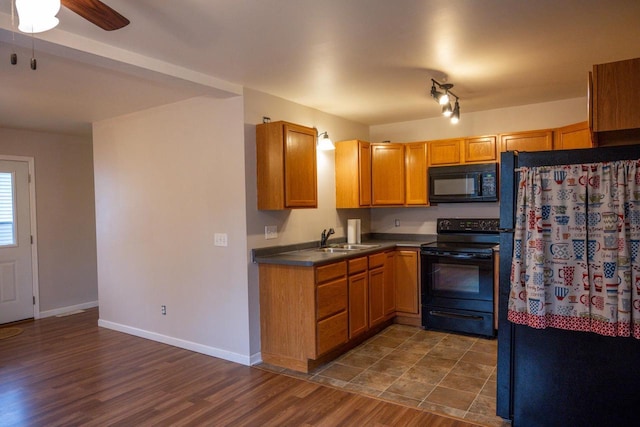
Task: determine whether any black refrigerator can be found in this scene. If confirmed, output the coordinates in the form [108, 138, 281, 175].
[498, 145, 640, 427]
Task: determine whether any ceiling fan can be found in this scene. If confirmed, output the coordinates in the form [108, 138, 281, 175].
[60, 0, 129, 31]
[14, 0, 129, 33]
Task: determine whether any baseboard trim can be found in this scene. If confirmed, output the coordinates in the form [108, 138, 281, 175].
[39, 301, 99, 319]
[98, 318, 251, 366]
[249, 352, 263, 366]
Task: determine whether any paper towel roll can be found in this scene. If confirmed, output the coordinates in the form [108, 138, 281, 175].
[347, 219, 361, 244]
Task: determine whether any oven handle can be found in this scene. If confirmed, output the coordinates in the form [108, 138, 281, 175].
[429, 310, 485, 321]
[421, 251, 492, 260]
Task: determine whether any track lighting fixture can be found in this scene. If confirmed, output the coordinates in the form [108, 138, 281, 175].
[430, 79, 461, 124]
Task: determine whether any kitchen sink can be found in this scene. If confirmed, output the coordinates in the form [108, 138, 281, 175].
[315, 247, 352, 253]
[331, 243, 381, 250]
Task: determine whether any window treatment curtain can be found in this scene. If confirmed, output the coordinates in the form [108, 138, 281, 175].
[508, 159, 640, 338]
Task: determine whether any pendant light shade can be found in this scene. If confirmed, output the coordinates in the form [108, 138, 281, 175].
[16, 0, 61, 33]
[317, 131, 335, 151]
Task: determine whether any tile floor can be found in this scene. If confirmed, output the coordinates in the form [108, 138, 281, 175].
[259, 325, 511, 427]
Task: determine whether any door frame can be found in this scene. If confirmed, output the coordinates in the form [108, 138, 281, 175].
[0, 155, 39, 320]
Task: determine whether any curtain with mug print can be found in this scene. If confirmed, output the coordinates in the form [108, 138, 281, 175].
[508, 159, 640, 338]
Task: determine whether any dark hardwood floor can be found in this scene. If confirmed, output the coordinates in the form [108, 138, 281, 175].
[0, 309, 480, 426]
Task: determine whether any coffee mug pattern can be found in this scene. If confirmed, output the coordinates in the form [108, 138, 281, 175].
[508, 161, 640, 338]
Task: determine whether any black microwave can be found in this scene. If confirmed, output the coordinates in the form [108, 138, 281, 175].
[428, 163, 498, 203]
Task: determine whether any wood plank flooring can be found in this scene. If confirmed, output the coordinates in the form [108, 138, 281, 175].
[0, 309, 480, 426]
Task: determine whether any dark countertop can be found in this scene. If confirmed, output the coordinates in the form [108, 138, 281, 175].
[252, 233, 437, 267]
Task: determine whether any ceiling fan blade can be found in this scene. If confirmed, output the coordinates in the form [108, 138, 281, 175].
[61, 0, 130, 31]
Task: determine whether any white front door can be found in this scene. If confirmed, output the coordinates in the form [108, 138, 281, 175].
[0, 159, 34, 324]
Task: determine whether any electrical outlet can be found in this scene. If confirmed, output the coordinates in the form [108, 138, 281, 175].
[161, 305, 166, 315]
[265, 225, 278, 239]
[214, 233, 228, 246]
[394, 219, 400, 227]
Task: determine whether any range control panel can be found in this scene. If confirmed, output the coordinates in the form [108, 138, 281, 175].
[437, 218, 500, 233]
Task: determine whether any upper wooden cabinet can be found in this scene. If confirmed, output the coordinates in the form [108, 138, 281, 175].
[371, 143, 405, 206]
[335, 140, 371, 208]
[405, 142, 428, 205]
[429, 136, 496, 166]
[465, 136, 497, 162]
[256, 121, 317, 210]
[429, 139, 462, 166]
[554, 121, 592, 150]
[500, 129, 553, 152]
[590, 57, 640, 145]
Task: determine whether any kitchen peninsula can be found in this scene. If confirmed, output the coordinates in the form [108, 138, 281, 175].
[253, 235, 433, 373]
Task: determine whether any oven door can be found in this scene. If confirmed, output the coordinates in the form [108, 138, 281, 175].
[421, 250, 494, 311]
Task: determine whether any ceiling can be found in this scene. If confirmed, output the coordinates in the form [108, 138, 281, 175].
[1, 0, 640, 136]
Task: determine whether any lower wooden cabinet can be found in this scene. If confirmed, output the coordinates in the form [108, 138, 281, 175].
[258, 247, 416, 372]
[317, 311, 348, 356]
[259, 261, 348, 373]
[395, 249, 419, 314]
[348, 271, 368, 339]
[368, 252, 386, 328]
[384, 251, 396, 317]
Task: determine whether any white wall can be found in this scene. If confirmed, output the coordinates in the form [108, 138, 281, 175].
[243, 88, 370, 355]
[369, 97, 588, 232]
[370, 97, 587, 142]
[93, 96, 252, 363]
[0, 128, 97, 315]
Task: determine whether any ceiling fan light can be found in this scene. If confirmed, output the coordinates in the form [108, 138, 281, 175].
[317, 131, 335, 151]
[16, 0, 61, 33]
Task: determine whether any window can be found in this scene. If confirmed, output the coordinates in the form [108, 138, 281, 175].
[0, 172, 16, 246]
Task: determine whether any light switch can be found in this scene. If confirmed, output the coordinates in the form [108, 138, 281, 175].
[214, 233, 228, 246]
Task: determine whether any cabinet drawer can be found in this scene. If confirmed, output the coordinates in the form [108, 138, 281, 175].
[317, 279, 348, 320]
[317, 311, 348, 356]
[368, 252, 386, 268]
[348, 257, 368, 274]
[316, 261, 347, 284]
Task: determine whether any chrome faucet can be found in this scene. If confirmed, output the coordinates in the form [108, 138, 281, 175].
[320, 228, 335, 247]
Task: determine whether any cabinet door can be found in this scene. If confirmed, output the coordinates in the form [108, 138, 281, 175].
[371, 143, 405, 205]
[359, 142, 372, 206]
[384, 251, 396, 317]
[554, 121, 592, 150]
[465, 136, 497, 163]
[592, 58, 640, 132]
[335, 140, 371, 208]
[317, 279, 347, 320]
[317, 311, 348, 356]
[429, 139, 462, 165]
[405, 142, 428, 205]
[348, 272, 368, 339]
[395, 249, 419, 314]
[500, 130, 553, 152]
[368, 267, 385, 328]
[284, 123, 317, 208]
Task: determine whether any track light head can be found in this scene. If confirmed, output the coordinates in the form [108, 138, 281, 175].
[442, 103, 453, 117]
[451, 100, 460, 124]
